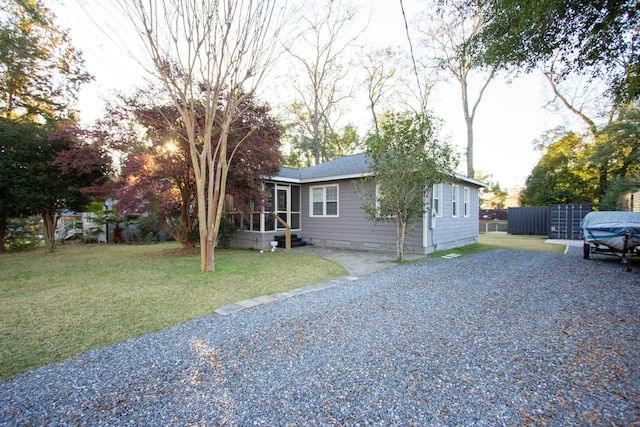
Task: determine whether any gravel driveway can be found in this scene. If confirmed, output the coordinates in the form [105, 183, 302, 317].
[1, 248, 639, 426]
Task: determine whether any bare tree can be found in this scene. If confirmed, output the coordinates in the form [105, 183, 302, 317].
[541, 61, 621, 201]
[541, 61, 618, 137]
[394, 53, 439, 115]
[360, 46, 438, 133]
[285, 0, 364, 165]
[116, 0, 286, 271]
[360, 47, 397, 133]
[423, 0, 496, 178]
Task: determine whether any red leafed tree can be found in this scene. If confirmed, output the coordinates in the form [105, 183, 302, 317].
[27, 124, 112, 252]
[225, 97, 284, 208]
[110, 92, 283, 248]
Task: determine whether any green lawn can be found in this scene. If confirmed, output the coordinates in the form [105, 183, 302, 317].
[427, 233, 567, 259]
[477, 233, 567, 253]
[0, 243, 347, 380]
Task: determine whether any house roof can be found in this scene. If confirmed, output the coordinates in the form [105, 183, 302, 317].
[298, 153, 371, 180]
[271, 152, 486, 187]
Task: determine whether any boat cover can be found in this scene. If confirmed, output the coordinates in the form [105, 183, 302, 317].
[580, 211, 640, 251]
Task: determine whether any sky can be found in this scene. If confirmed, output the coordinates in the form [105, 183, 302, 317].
[47, 0, 588, 192]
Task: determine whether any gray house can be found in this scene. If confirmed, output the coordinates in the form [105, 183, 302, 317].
[229, 153, 485, 255]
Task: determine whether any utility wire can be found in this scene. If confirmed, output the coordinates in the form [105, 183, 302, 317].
[67, 0, 146, 84]
[399, 0, 425, 114]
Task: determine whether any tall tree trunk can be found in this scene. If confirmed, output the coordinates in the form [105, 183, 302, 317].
[598, 166, 609, 202]
[396, 218, 406, 262]
[312, 109, 321, 166]
[42, 210, 57, 253]
[197, 178, 208, 271]
[618, 143, 639, 178]
[370, 100, 379, 134]
[460, 72, 494, 179]
[462, 90, 475, 179]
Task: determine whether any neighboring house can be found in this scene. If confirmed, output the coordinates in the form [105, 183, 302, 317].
[619, 191, 640, 212]
[229, 153, 485, 255]
[55, 210, 84, 242]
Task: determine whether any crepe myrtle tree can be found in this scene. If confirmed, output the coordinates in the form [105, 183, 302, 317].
[359, 112, 458, 261]
[116, 0, 287, 271]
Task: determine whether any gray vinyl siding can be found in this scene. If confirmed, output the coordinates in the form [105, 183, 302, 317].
[300, 178, 425, 254]
[229, 175, 481, 254]
[428, 182, 480, 252]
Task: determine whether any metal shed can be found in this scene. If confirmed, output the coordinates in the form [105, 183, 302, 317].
[549, 204, 591, 239]
[507, 204, 592, 239]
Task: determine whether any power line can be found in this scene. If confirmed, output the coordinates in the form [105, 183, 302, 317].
[399, 0, 425, 114]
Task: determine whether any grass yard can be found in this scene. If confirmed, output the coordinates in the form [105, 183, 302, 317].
[0, 243, 347, 381]
[477, 233, 567, 253]
[428, 233, 567, 258]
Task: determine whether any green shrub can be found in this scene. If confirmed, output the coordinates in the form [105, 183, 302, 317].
[5, 217, 41, 251]
[218, 214, 240, 249]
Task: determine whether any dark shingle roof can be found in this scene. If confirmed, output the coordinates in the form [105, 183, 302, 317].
[272, 152, 485, 187]
[275, 167, 303, 180]
[273, 153, 370, 182]
[299, 153, 370, 180]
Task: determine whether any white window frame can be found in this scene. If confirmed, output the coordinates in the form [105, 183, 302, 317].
[432, 183, 442, 217]
[463, 187, 470, 218]
[309, 184, 339, 217]
[452, 184, 459, 218]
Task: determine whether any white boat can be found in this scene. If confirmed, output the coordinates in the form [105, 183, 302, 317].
[580, 211, 640, 270]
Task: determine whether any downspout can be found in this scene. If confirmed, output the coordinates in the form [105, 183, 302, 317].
[423, 189, 433, 254]
[423, 208, 429, 255]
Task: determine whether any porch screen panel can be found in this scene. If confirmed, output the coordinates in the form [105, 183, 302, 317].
[291, 185, 301, 228]
[277, 188, 288, 229]
[291, 186, 300, 211]
[266, 183, 275, 211]
[265, 214, 275, 231]
[291, 213, 300, 228]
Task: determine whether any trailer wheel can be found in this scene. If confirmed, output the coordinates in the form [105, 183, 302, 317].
[583, 243, 590, 259]
[623, 232, 632, 272]
[623, 251, 633, 272]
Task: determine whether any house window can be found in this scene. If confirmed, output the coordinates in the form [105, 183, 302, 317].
[310, 185, 339, 217]
[452, 184, 459, 218]
[464, 187, 470, 217]
[375, 183, 395, 218]
[432, 183, 442, 217]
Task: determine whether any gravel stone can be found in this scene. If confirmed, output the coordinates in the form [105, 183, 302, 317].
[1, 248, 639, 426]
